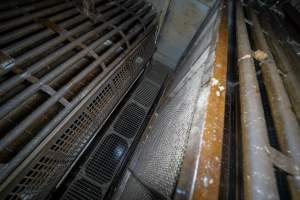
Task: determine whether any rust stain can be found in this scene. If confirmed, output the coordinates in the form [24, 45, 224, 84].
[192, 3, 228, 200]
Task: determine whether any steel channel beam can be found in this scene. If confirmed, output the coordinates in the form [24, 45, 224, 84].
[172, 1, 221, 199]
[0, 10, 156, 183]
[191, 2, 228, 199]
[236, 2, 279, 200]
[0, 2, 150, 119]
[250, 10, 300, 197]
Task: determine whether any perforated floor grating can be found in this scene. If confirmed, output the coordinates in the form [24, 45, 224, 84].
[85, 134, 128, 184]
[114, 103, 146, 138]
[61, 64, 168, 200]
[133, 80, 160, 107]
[62, 178, 102, 200]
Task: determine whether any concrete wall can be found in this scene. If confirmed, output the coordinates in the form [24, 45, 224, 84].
[148, 0, 217, 70]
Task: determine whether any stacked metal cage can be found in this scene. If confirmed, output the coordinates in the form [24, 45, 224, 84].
[0, 0, 157, 199]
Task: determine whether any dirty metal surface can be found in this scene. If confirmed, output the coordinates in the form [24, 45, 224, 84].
[0, 0, 158, 199]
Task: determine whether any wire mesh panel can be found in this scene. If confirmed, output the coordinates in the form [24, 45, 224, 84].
[0, 0, 158, 199]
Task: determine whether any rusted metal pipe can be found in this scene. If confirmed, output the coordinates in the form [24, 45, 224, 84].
[267, 39, 300, 126]
[236, 2, 279, 200]
[258, 11, 300, 125]
[250, 10, 300, 197]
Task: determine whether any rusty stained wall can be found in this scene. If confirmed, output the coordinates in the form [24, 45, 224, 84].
[149, 0, 217, 70]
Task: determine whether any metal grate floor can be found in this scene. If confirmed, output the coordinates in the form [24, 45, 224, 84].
[61, 63, 168, 200]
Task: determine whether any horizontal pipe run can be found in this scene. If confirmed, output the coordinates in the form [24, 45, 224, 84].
[0, 0, 48, 11]
[1, 0, 126, 54]
[0, 15, 156, 184]
[236, 2, 279, 200]
[2, 0, 139, 56]
[0, 2, 74, 33]
[0, 1, 145, 95]
[0, 0, 63, 21]
[1, 13, 85, 55]
[0, 9, 155, 164]
[13, 8, 121, 64]
[0, 0, 104, 20]
[0, 8, 79, 47]
[0, 4, 151, 119]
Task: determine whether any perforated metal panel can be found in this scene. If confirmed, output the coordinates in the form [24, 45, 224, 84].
[61, 65, 167, 200]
